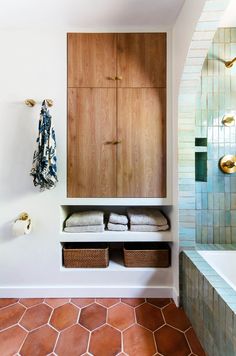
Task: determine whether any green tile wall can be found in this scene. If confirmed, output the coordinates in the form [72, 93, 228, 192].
[196, 28, 236, 244]
[181, 251, 236, 355]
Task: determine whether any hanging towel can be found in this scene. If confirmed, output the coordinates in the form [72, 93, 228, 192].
[30, 100, 58, 190]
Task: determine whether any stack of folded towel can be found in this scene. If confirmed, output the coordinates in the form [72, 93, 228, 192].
[64, 211, 104, 233]
[107, 212, 128, 231]
[127, 208, 169, 232]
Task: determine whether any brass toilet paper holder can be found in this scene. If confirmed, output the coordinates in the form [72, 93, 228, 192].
[219, 155, 236, 174]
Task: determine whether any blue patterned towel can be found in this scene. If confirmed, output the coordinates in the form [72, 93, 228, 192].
[30, 100, 58, 190]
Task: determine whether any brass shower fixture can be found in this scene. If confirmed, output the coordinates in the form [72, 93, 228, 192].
[225, 57, 236, 68]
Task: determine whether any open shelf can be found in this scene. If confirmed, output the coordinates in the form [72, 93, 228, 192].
[61, 248, 171, 272]
[60, 230, 172, 242]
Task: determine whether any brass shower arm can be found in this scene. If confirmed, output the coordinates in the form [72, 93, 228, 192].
[225, 57, 236, 68]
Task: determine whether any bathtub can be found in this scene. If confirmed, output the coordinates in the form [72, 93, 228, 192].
[182, 249, 236, 355]
[198, 250, 236, 292]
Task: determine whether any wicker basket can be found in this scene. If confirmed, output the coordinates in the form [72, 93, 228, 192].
[63, 243, 109, 268]
[123, 242, 170, 267]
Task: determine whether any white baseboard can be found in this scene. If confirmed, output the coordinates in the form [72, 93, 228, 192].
[172, 287, 179, 306]
[0, 286, 177, 301]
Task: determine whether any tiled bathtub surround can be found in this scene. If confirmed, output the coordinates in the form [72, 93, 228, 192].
[181, 250, 236, 356]
[196, 27, 236, 244]
[0, 298, 205, 356]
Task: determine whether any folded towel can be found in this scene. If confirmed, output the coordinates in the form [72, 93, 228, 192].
[64, 224, 105, 233]
[127, 208, 167, 226]
[130, 224, 169, 232]
[65, 211, 104, 227]
[109, 212, 128, 225]
[107, 222, 128, 231]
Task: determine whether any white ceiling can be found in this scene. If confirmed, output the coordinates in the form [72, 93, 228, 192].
[0, 0, 185, 30]
[220, 0, 236, 27]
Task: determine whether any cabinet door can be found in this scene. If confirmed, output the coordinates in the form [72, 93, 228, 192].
[68, 88, 117, 197]
[117, 88, 166, 197]
[68, 33, 117, 88]
[117, 33, 166, 88]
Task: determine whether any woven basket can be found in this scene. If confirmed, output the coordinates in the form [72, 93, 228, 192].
[63, 243, 109, 268]
[123, 242, 170, 267]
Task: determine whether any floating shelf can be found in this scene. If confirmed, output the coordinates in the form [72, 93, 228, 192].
[60, 230, 172, 243]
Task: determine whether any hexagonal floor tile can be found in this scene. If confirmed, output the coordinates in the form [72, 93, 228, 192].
[0, 325, 27, 355]
[20, 303, 52, 331]
[0, 299, 19, 309]
[89, 325, 121, 356]
[162, 303, 191, 331]
[108, 303, 135, 331]
[55, 324, 89, 356]
[136, 303, 164, 331]
[79, 303, 106, 331]
[121, 298, 145, 307]
[71, 298, 94, 308]
[50, 303, 79, 331]
[123, 324, 156, 356]
[19, 298, 44, 307]
[0, 303, 25, 331]
[154, 325, 190, 356]
[45, 298, 70, 308]
[146, 298, 171, 308]
[186, 328, 206, 356]
[96, 298, 120, 307]
[20, 325, 58, 356]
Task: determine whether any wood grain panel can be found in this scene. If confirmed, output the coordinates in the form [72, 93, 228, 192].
[117, 88, 166, 197]
[68, 33, 117, 87]
[67, 88, 117, 197]
[117, 33, 166, 88]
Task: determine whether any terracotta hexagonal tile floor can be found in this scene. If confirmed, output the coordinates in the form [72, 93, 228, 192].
[108, 302, 135, 331]
[0, 303, 25, 331]
[0, 325, 27, 356]
[154, 325, 191, 356]
[0, 298, 206, 355]
[79, 302, 107, 331]
[89, 324, 121, 356]
[20, 303, 52, 331]
[136, 302, 164, 331]
[49, 303, 79, 331]
[162, 302, 191, 331]
[55, 324, 89, 356]
[124, 324, 156, 356]
[96, 298, 120, 307]
[20, 325, 58, 356]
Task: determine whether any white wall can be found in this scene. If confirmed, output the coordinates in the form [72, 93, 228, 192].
[0, 0, 208, 298]
[0, 28, 175, 297]
[0, 30, 67, 292]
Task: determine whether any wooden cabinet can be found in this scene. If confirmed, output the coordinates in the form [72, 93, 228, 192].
[67, 33, 166, 198]
[117, 33, 166, 88]
[68, 33, 117, 88]
[117, 88, 166, 197]
[68, 88, 117, 197]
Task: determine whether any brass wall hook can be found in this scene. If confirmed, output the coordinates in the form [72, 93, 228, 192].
[24, 99, 53, 107]
[25, 99, 36, 107]
[225, 57, 236, 68]
[219, 155, 236, 174]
